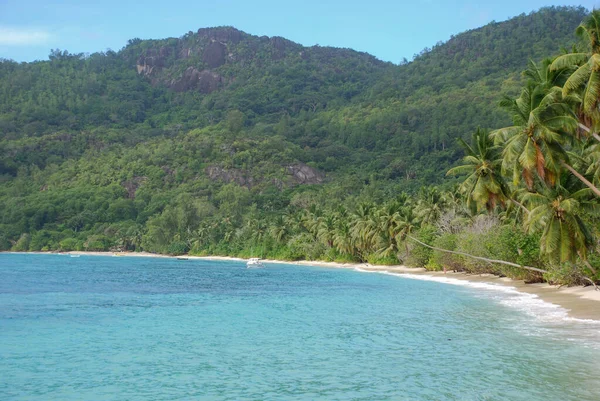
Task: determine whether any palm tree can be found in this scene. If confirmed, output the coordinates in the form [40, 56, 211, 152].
[415, 187, 447, 225]
[525, 58, 571, 89]
[317, 212, 337, 248]
[301, 207, 321, 240]
[248, 219, 268, 243]
[269, 215, 290, 243]
[395, 205, 420, 256]
[447, 128, 510, 213]
[350, 202, 378, 260]
[522, 179, 598, 263]
[551, 10, 600, 136]
[375, 201, 403, 258]
[491, 81, 600, 196]
[584, 142, 600, 185]
[331, 218, 351, 256]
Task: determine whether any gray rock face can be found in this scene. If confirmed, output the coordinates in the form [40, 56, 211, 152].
[270, 36, 294, 59]
[121, 176, 147, 199]
[202, 42, 227, 68]
[136, 47, 172, 76]
[197, 27, 244, 44]
[206, 163, 324, 188]
[170, 68, 222, 93]
[286, 163, 325, 184]
[206, 166, 254, 187]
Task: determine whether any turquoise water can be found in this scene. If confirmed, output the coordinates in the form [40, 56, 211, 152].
[1, 254, 600, 400]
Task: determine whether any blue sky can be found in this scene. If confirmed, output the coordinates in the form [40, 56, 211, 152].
[1, 1, 599, 64]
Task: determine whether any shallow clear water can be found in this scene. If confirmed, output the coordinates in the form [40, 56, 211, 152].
[1, 254, 600, 400]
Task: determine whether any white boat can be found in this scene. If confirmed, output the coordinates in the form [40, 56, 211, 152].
[69, 254, 80, 258]
[246, 258, 264, 268]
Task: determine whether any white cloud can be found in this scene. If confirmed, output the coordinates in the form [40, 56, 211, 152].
[0, 27, 52, 46]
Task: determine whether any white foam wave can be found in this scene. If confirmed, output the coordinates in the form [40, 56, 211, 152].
[354, 268, 600, 327]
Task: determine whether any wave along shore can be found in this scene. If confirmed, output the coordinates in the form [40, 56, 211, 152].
[5, 251, 600, 321]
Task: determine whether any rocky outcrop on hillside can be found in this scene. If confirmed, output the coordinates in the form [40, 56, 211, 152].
[286, 163, 325, 184]
[206, 166, 254, 187]
[169, 67, 223, 93]
[121, 176, 148, 199]
[206, 162, 324, 188]
[131, 26, 373, 95]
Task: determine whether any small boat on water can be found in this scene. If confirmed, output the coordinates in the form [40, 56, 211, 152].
[177, 257, 189, 260]
[69, 254, 80, 258]
[246, 258, 264, 268]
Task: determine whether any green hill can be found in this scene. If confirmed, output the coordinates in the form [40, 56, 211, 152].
[0, 5, 589, 254]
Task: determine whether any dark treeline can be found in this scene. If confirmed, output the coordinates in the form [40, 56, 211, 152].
[1, 6, 598, 284]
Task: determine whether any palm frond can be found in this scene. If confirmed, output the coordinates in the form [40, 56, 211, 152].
[562, 63, 592, 95]
[550, 53, 588, 71]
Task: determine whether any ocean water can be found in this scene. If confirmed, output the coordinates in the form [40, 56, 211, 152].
[1, 254, 600, 401]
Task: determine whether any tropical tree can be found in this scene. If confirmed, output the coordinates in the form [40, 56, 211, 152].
[269, 215, 290, 243]
[415, 187, 448, 225]
[491, 81, 600, 196]
[522, 178, 598, 263]
[317, 212, 337, 248]
[350, 202, 378, 260]
[551, 10, 600, 135]
[525, 58, 571, 89]
[447, 128, 509, 213]
[375, 201, 403, 259]
[333, 218, 355, 258]
[395, 204, 420, 256]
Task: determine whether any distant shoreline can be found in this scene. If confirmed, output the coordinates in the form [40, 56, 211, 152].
[4, 251, 600, 321]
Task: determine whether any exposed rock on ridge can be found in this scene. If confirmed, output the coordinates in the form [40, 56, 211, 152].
[206, 162, 324, 188]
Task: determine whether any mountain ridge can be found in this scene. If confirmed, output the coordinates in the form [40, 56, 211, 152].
[0, 5, 591, 253]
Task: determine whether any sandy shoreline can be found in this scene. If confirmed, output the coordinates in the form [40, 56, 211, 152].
[5, 251, 600, 321]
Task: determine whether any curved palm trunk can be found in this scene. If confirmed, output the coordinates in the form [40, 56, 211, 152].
[406, 235, 548, 274]
[510, 198, 529, 214]
[560, 161, 600, 198]
[583, 259, 598, 275]
[578, 123, 600, 143]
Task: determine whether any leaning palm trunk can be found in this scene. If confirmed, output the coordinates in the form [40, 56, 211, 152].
[406, 235, 548, 274]
[510, 198, 530, 214]
[577, 123, 600, 143]
[560, 161, 600, 197]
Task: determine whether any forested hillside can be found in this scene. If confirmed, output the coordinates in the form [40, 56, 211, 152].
[2, 6, 599, 284]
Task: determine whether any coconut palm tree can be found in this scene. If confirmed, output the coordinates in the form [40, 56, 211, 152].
[415, 187, 447, 225]
[551, 10, 600, 134]
[525, 58, 572, 89]
[269, 215, 290, 243]
[447, 128, 509, 213]
[491, 81, 600, 196]
[333, 219, 355, 258]
[395, 205, 420, 256]
[375, 201, 403, 258]
[522, 178, 598, 263]
[301, 206, 321, 240]
[350, 202, 378, 260]
[317, 212, 337, 248]
[584, 142, 600, 185]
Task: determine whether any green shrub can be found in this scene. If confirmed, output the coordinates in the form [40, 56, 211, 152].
[287, 233, 325, 261]
[366, 253, 400, 265]
[0, 234, 11, 251]
[29, 230, 58, 251]
[428, 233, 461, 271]
[12, 234, 30, 252]
[84, 235, 112, 251]
[404, 225, 438, 268]
[59, 238, 80, 251]
[455, 231, 495, 274]
[167, 241, 189, 255]
[544, 263, 589, 286]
